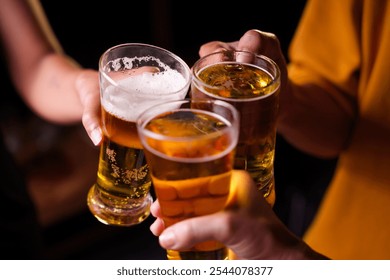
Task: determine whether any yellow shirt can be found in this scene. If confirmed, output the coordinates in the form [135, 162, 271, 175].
[287, 0, 390, 259]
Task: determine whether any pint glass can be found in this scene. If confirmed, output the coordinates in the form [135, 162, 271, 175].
[191, 50, 280, 206]
[137, 99, 239, 259]
[87, 43, 191, 226]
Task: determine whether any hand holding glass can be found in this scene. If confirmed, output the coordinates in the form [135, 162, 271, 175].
[191, 50, 280, 205]
[137, 99, 239, 259]
[87, 43, 190, 226]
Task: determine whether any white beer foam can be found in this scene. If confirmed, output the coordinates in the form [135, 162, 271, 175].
[102, 67, 188, 122]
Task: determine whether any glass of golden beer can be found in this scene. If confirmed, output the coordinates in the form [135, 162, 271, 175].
[191, 50, 280, 206]
[137, 99, 239, 259]
[87, 43, 191, 226]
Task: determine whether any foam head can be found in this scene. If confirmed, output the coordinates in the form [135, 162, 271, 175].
[101, 56, 189, 122]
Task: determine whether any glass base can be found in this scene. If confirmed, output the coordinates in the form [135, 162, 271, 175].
[87, 184, 152, 226]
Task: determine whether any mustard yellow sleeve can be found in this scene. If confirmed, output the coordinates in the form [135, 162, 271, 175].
[279, 0, 361, 158]
[289, 0, 361, 97]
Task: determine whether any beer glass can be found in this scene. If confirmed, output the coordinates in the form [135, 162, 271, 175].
[137, 99, 239, 259]
[191, 50, 280, 206]
[87, 43, 191, 226]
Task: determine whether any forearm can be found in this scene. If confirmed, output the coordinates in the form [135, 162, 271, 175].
[22, 53, 84, 124]
[277, 78, 356, 159]
[0, 0, 84, 124]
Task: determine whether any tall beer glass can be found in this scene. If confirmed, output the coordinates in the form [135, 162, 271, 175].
[137, 99, 239, 259]
[87, 43, 191, 226]
[191, 50, 280, 206]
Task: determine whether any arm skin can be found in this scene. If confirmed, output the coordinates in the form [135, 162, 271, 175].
[150, 170, 328, 260]
[0, 0, 102, 145]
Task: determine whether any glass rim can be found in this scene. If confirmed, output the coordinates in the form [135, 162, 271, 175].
[192, 49, 281, 102]
[99, 43, 191, 97]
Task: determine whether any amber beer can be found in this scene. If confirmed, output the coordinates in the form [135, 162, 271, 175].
[87, 43, 191, 226]
[91, 106, 151, 225]
[191, 52, 280, 205]
[137, 99, 239, 260]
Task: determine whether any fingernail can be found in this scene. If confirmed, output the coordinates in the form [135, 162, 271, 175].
[159, 230, 176, 249]
[91, 128, 102, 146]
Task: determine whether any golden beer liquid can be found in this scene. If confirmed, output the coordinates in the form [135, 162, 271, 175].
[143, 110, 235, 260]
[193, 62, 279, 205]
[89, 107, 151, 225]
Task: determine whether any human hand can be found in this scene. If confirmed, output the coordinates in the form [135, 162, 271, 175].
[150, 170, 327, 260]
[198, 29, 288, 97]
[75, 69, 102, 146]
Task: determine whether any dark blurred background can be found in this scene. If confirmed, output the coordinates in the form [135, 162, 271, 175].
[1, 0, 337, 259]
